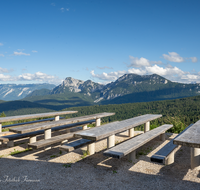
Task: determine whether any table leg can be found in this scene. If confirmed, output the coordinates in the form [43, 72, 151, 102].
[45, 129, 51, 139]
[191, 147, 200, 170]
[96, 118, 101, 127]
[128, 128, 134, 137]
[107, 135, 115, 148]
[87, 143, 95, 155]
[29, 136, 37, 143]
[55, 116, 60, 121]
[82, 125, 88, 130]
[144, 121, 150, 133]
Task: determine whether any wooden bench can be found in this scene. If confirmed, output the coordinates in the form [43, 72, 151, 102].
[0, 110, 77, 133]
[173, 120, 200, 170]
[26, 112, 114, 149]
[0, 120, 95, 148]
[74, 114, 162, 155]
[151, 124, 193, 165]
[103, 124, 173, 161]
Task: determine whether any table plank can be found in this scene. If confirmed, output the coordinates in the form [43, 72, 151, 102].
[0, 111, 77, 123]
[9, 112, 115, 134]
[75, 114, 162, 141]
[173, 120, 200, 148]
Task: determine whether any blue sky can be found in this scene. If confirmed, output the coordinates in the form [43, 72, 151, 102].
[0, 0, 199, 85]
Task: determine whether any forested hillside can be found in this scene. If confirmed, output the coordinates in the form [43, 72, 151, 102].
[63, 95, 200, 133]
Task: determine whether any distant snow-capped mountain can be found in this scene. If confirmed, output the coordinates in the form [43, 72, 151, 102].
[0, 83, 55, 101]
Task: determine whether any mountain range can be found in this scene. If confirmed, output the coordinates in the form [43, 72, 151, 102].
[1, 73, 200, 116]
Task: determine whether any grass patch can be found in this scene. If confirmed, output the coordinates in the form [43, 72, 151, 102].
[113, 170, 117, 174]
[10, 148, 32, 155]
[63, 163, 71, 168]
[81, 150, 89, 159]
[50, 155, 57, 158]
[136, 147, 153, 159]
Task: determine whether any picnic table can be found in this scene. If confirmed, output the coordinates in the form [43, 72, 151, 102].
[9, 112, 115, 148]
[173, 120, 200, 170]
[0, 111, 77, 133]
[74, 114, 162, 155]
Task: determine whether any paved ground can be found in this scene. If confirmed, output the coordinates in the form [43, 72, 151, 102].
[0, 131, 200, 190]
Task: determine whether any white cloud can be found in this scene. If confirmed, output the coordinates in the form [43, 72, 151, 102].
[163, 52, 184, 62]
[32, 50, 38, 53]
[0, 54, 4, 57]
[190, 57, 198, 63]
[66, 8, 69, 11]
[129, 56, 151, 67]
[0, 72, 62, 84]
[60, 8, 65, 12]
[90, 70, 126, 82]
[0, 43, 3, 46]
[51, 3, 55, 6]
[13, 51, 30, 56]
[0, 67, 13, 73]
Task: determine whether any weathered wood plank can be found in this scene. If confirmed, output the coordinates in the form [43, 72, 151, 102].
[103, 124, 173, 159]
[0, 111, 77, 123]
[75, 114, 162, 141]
[173, 121, 200, 148]
[10, 113, 114, 134]
[59, 139, 93, 152]
[0, 120, 95, 142]
[28, 133, 74, 149]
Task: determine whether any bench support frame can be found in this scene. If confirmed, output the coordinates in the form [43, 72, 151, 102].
[7, 141, 14, 148]
[128, 151, 136, 162]
[29, 136, 37, 143]
[96, 118, 101, 127]
[82, 125, 88, 130]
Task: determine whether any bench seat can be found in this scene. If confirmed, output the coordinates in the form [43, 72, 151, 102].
[28, 133, 75, 149]
[103, 124, 173, 161]
[59, 139, 94, 152]
[151, 124, 193, 165]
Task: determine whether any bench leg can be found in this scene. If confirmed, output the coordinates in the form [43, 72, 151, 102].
[29, 136, 37, 143]
[82, 125, 88, 130]
[144, 121, 150, 133]
[55, 116, 60, 121]
[128, 151, 136, 162]
[96, 118, 101, 127]
[107, 135, 115, 148]
[128, 128, 134, 137]
[191, 148, 200, 170]
[87, 143, 95, 155]
[0, 123, 2, 133]
[7, 141, 14, 148]
[159, 133, 165, 141]
[165, 151, 175, 165]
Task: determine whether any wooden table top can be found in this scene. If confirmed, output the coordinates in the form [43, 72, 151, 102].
[75, 114, 162, 141]
[174, 121, 200, 148]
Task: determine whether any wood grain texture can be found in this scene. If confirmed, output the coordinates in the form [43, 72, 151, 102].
[174, 121, 200, 148]
[103, 124, 173, 159]
[75, 114, 162, 141]
[28, 133, 75, 149]
[0, 111, 78, 123]
[59, 139, 93, 152]
[10, 113, 115, 134]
